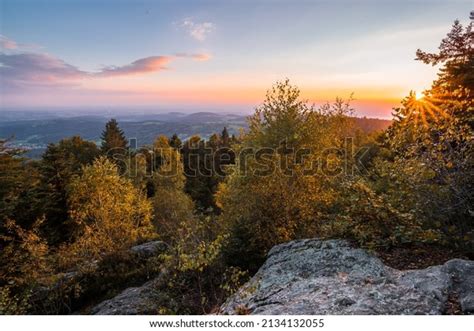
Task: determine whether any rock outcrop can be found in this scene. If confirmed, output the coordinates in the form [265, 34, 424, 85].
[220, 239, 474, 315]
[89, 241, 169, 315]
[91, 279, 164, 315]
[58, 240, 166, 284]
[38, 240, 166, 314]
[130, 240, 167, 258]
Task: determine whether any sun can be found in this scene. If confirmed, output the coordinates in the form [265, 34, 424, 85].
[405, 91, 449, 127]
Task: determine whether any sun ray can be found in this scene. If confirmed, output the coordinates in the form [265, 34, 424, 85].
[403, 91, 448, 128]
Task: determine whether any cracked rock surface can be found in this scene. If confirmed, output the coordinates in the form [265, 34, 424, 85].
[220, 239, 474, 315]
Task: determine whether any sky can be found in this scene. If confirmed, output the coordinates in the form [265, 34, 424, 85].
[0, 0, 472, 118]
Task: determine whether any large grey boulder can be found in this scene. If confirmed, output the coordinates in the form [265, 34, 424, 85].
[220, 239, 474, 315]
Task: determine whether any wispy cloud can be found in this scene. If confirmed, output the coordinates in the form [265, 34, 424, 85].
[0, 45, 211, 90]
[0, 34, 42, 51]
[98, 53, 210, 77]
[0, 53, 88, 89]
[0, 35, 18, 50]
[180, 18, 215, 41]
[175, 52, 212, 61]
[97, 56, 173, 77]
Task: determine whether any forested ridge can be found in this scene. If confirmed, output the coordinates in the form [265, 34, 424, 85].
[0, 18, 472, 314]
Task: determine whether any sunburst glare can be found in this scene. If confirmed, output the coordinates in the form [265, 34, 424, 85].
[405, 91, 449, 127]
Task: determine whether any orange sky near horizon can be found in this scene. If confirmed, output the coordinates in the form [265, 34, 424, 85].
[2, 1, 469, 119]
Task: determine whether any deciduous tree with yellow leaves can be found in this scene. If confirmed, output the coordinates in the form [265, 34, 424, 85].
[60, 156, 154, 269]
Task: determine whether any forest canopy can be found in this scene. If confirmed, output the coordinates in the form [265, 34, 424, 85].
[0, 17, 472, 315]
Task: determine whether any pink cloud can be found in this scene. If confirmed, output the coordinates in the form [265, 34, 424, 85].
[0, 53, 88, 90]
[96, 53, 211, 77]
[97, 56, 173, 77]
[1, 51, 212, 90]
[0, 35, 18, 49]
[0, 35, 42, 51]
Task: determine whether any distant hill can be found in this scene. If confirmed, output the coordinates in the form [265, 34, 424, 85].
[0, 112, 391, 158]
[0, 112, 247, 158]
[353, 117, 392, 133]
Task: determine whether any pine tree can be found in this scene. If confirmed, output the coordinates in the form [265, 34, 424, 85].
[101, 119, 128, 154]
[100, 119, 128, 174]
[415, 19, 473, 121]
[221, 127, 230, 147]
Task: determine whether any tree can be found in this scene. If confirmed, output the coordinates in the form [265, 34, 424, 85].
[216, 80, 356, 271]
[380, 16, 474, 249]
[416, 19, 473, 104]
[101, 119, 128, 165]
[208, 133, 220, 149]
[221, 127, 230, 147]
[39, 136, 100, 244]
[61, 157, 153, 268]
[180, 132, 234, 211]
[150, 136, 195, 243]
[0, 218, 52, 314]
[169, 134, 183, 150]
[182, 136, 213, 210]
[0, 139, 30, 227]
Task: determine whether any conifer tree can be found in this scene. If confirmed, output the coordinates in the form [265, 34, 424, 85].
[100, 119, 128, 173]
[221, 127, 230, 147]
[101, 119, 128, 154]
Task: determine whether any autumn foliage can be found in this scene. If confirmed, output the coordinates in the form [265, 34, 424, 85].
[0, 17, 472, 314]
